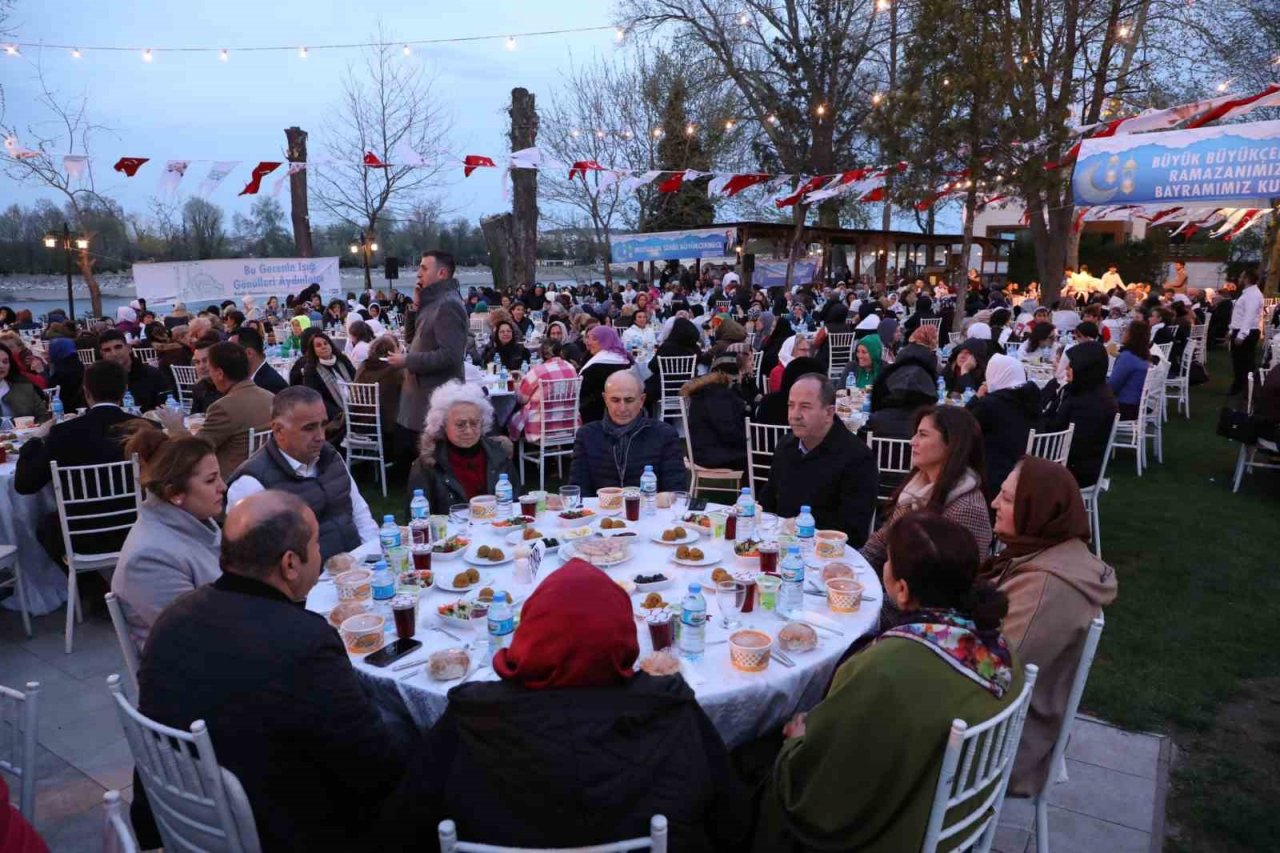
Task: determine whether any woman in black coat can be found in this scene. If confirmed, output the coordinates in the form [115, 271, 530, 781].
[1038, 341, 1119, 488]
[966, 353, 1041, 499]
[480, 320, 527, 372]
[864, 343, 939, 440]
[681, 354, 749, 472]
[645, 317, 702, 406]
[300, 331, 356, 443]
[758, 315, 795, 383]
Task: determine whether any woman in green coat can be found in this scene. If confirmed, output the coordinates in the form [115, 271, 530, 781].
[838, 334, 883, 391]
[753, 510, 1024, 853]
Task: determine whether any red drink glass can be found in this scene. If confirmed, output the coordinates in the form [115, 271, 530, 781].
[758, 544, 779, 575]
[740, 577, 757, 613]
[520, 496, 539, 517]
[624, 489, 641, 522]
[647, 613, 675, 650]
[724, 512, 737, 541]
[391, 595, 417, 640]
[411, 546, 432, 573]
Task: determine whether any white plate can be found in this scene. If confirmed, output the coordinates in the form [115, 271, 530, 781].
[560, 539, 632, 568]
[491, 515, 536, 531]
[670, 549, 722, 568]
[462, 545, 514, 567]
[678, 514, 715, 535]
[435, 572, 487, 594]
[559, 525, 594, 541]
[596, 519, 639, 538]
[429, 537, 470, 562]
[436, 609, 485, 631]
[631, 574, 673, 594]
[649, 528, 698, 546]
[633, 603, 679, 622]
[505, 528, 552, 546]
[556, 509, 599, 526]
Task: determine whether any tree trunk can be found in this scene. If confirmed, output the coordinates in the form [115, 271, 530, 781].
[953, 186, 979, 333]
[1264, 200, 1279, 297]
[509, 89, 539, 290]
[480, 213, 513, 291]
[284, 127, 314, 258]
[783, 203, 806, 289]
[1029, 200, 1072, 307]
[78, 249, 102, 319]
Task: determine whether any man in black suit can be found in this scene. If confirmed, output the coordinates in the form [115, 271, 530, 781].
[229, 327, 288, 394]
[98, 329, 167, 412]
[133, 491, 411, 850]
[15, 361, 151, 566]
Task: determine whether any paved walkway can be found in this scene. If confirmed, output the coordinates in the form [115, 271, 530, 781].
[0, 608, 1171, 852]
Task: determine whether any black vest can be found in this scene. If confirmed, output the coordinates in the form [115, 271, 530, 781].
[228, 438, 362, 561]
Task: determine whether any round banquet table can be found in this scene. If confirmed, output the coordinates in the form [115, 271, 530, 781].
[307, 500, 881, 748]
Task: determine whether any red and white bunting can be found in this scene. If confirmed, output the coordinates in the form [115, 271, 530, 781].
[1185, 84, 1280, 129]
[62, 155, 90, 182]
[395, 141, 429, 168]
[619, 170, 663, 194]
[1224, 209, 1270, 241]
[158, 160, 190, 195]
[3, 136, 40, 160]
[776, 175, 836, 208]
[463, 154, 497, 176]
[271, 162, 309, 198]
[112, 157, 149, 177]
[238, 161, 280, 196]
[197, 161, 240, 198]
[707, 172, 772, 197]
[1209, 208, 1251, 238]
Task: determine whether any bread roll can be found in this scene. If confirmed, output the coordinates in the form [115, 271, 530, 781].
[778, 622, 818, 652]
[638, 650, 681, 676]
[429, 648, 471, 681]
[325, 553, 355, 575]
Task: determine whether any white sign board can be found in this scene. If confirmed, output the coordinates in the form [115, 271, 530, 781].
[132, 257, 342, 305]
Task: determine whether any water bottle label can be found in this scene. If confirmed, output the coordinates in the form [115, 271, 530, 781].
[681, 610, 706, 628]
[798, 525, 815, 539]
[372, 582, 396, 600]
[410, 505, 428, 519]
[488, 618, 515, 637]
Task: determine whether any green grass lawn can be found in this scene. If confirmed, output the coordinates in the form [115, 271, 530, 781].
[354, 351, 1280, 851]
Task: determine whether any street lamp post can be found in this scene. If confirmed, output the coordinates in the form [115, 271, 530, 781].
[348, 231, 379, 292]
[43, 222, 89, 323]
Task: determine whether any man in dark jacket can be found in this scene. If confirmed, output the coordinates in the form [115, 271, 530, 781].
[681, 355, 748, 472]
[133, 491, 411, 851]
[570, 370, 688, 495]
[760, 373, 877, 546]
[15, 361, 152, 564]
[1038, 341, 1118, 488]
[230, 327, 289, 393]
[98, 329, 167, 411]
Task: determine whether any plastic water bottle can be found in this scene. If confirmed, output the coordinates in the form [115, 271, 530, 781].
[409, 489, 429, 521]
[640, 465, 658, 517]
[371, 559, 397, 630]
[495, 473, 514, 519]
[50, 395, 64, 421]
[962, 387, 976, 405]
[796, 504, 816, 559]
[408, 489, 431, 544]
[122, 390, 136, 414]
[779, 545, 805, 617]
[679, 583, 707, 662]
[487, 591, 515, 655]
[734, 488, 756, 542]
[845, 371, 857, 395]
[378, 514, 401, 555]
[936, 376, 947, 403]
[520, 359, 530, 375]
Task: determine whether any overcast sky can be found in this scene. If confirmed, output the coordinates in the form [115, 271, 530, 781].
[1, 0, 621, 224]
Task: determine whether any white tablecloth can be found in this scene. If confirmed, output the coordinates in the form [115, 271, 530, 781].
[307, 501, 880, 747]
[0, 462, 68, 615]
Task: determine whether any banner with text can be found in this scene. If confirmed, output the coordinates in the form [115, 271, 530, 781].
[1073, 120, 1280, 207]
[610, 227, 739, 263]
[132, 257, 341, 305]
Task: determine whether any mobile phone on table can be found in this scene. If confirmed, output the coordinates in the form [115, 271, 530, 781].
[688, 496, 710, 512]
[364, 638, 422, 668]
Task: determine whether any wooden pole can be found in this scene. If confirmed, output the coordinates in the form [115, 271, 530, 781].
[284, 128, 314, 258]
[509, 89, 539, 292]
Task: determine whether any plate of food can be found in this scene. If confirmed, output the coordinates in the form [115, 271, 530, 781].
[651, 525, 697, 546]
[679, 512, 714, 534]
[671, 544, 719, 568]
[398, 568, 434, 590]
[436, 596, 490, 630]
[430, 535, 470, 561]
[557, 507, 597, 525]
[464, 544, 513, 567]
[732, 539, 763, 568]
[561, 537, 631, 567]
[632, 572, 672, 594]
[437, 566, 485, 593]
[596, 517, 637, 537]
[633, 591, 678, 621]
[491, 515, 535, 530]
[507, 526, 548, 545]
[560, 525, 594, 541]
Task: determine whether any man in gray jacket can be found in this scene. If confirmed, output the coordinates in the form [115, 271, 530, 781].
[388, 250, 468, 468]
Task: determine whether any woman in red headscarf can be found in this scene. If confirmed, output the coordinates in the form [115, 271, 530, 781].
[413, 559, 749, 851]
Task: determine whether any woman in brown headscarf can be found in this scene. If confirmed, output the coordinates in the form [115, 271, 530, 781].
[413, 559, 749, 851]
[985, 456, 1118, 796]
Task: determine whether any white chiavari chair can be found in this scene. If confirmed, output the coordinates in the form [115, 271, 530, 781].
[656, 355, 696, 425]
[338, 381, 389, 498]
[1024, 424, 1075, 466]
[745, 420, 791, 498]
[0, 680, 40, 822]
[518, 376, 582, 491]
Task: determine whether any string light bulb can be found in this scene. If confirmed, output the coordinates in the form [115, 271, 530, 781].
[876, 0, 892, 10]
[816, 104, 827, 116]
[1117, 24, 1131, 38]
[595, 129, 605, 139]
[871, 92, 884, 106]
[219, 48, 229, 62]
[942, 77, 950, 87]
[1215, 79, 1231, 92]
[506, 36, 517, 51]
[616, 27, 626, 42]
[739, 13, 749, 25]
[142, 48, 153, 62]
[298, 46, 308, 59]
[4, 45, 19, 56]
[71, 48, 82, 59]
[570, 129, 580, 138]
[725, 119, 735, 130]
[403, 44, 411, 56]
[767, 114, 778, 125]
[652, 127, 663, 138]
[686, 123, 696, 136]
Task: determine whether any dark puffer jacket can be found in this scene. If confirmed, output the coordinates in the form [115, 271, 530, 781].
[1038, 342, 1119, 488]
[399, 674, 750, 852]
[681, 372, 748, 472]
[569, 414, 689, 495]
[865, 344, 938, 440]
[404, 436, 521, 517]
[967, 382, 1041, 498]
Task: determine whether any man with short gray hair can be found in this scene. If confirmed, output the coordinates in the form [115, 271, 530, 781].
[225, 386, 380, 561]
[134, 490, 410, 850]
[759, 373, 877, 546]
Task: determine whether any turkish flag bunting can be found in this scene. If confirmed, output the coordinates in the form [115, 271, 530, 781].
[238, 161, 281, 196]
[1185, 84, 1280, 129]
[363, 151, 389, 168]
[859, 186, 886, 203]
[775, 175, 836, 208]
[657, 172, 686, 193]
[569, 160, 603, 180]
[463, 155, 496, 177]
[113, 157, 149, 177]
[719, 173, 772, 197]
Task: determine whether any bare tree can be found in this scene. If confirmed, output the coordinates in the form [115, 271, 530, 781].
[313, 27, 455, 283]
[2, 63, 115, 317]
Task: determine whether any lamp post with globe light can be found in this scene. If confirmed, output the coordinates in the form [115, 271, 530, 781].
[349, 232, 379, 292]
[43, 223, 89, 323]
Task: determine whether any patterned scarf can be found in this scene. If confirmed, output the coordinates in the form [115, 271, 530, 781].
[881, 608, 1014, 698]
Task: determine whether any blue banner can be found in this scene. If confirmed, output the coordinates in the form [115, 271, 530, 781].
[611, 227, 738, 263]
[1072, 120, 1280, 207]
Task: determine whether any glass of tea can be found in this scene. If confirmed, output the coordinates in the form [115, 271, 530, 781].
[758, 543, 779, 575]
[623, 488, 641, 522]
[519, 494, 539, 518]
[646, 611, 675, 651]
[410, 544, 432, 573]
[391, 595, 418, 640]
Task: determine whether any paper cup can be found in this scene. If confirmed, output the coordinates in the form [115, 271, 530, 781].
[597, 487, 624, 511]
[826, 578, 864, 613]
[469, 495, 497, 520]
[334, 569, 373, 601]
[340, 613, 385, 655]
[729, 630, 773, 672]
[13, 416, 34, 430]
[815, 530, 848, 559]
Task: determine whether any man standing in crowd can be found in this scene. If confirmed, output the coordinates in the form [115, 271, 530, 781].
[98, 329, 167, 412]
[226, 387, 381, 561]
[1228, 269, 1264, 396]
[388, 250, 468, 473]
[229, 327, 289, 393]
[1101, 263, 1124, 293]
[1164, 260, 1188, 295]
[161, 342, 274, 478]
[759, 373, 877, 546]
[133, 491, 411, 850]
[569, 370, 688, 495]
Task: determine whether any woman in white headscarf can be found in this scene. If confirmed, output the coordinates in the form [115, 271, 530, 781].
[115, 305, 139, 337]
[242, 295, 261, 321]
[966, 353, 1041, 499]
